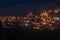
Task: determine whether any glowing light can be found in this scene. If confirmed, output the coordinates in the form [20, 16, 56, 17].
[41, 18, 46, 21]
[42, 22, 47, 25]
[33, 26, 40, 30]
[25, 23, 28, 26]
[23, 17, 28, 19]
[34, 15, 38, 19]
[41, 11, 48, 17]
[27, 21, 30, 23]
[23, 20, 30, 23]
[53, 17, 60, 20]
[30, 12, 33, 16]
[2, 19, 5, 22]
[48, 24, 52, 26]
[32, 22, 40, 26]
[51, 21, 55, 23]
[26, 12, 33, 17]
[0, 9, 60, 30]
[54, 10, 58, 13]
[49, 10, 52, 12]
[47, 20, 50, 22]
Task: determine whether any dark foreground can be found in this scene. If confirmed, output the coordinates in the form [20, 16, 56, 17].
[0, 21, 60, 40]
[0, 27, 60, 40]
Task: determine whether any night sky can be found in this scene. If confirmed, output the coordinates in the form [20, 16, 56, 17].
[0, 0, 60, 16]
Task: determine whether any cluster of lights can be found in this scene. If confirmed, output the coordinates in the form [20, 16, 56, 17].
[0, 9, 60, 30]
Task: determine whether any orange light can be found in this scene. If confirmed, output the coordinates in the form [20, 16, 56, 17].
[54, 10, 58, 13]
[32, 22, 40, 25]
[35, 15, 38, 19]
[30, 12, 33, 16]
[41, 18, 46, 21]
[51, 21, 55, 23]
[41, 11, 48, 17]
[48, 24, 52, 26]
[33, 26, 40, 30]
[49, 10, 52, 12]
[41, 22, 47, 25]
[23, 17, 27, 19]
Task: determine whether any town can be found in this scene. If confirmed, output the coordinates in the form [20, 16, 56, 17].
[0, 9, 60, 30]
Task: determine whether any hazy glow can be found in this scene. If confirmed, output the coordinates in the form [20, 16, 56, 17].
[25, 23, 28, 26]
[54, 10, 58, 13]
[54, 17, 60, 20]
[0, 9, 60, 30]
